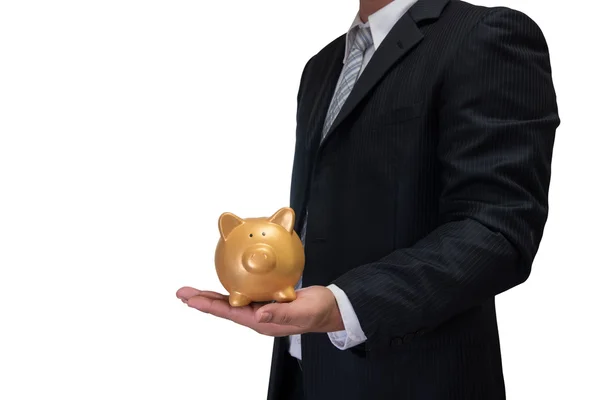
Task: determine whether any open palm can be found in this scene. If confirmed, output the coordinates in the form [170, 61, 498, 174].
[176, 285, 344, 336]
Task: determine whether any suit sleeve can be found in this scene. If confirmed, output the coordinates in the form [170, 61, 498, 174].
[332, 8, 560, 349]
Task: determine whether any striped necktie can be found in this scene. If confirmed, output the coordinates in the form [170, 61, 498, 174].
[321, 25, 374, 140]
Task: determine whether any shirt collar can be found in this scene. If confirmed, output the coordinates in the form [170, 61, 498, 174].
[343, 0, 419, 64]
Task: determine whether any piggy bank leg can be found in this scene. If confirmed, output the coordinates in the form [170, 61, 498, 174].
[229, 292, 252, 307]
[273, 286, 296, 303]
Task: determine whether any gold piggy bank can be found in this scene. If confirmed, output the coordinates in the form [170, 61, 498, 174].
[215, 207, 305, 307]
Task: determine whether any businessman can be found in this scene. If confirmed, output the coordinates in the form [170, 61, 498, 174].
[177, 0, 559, 398]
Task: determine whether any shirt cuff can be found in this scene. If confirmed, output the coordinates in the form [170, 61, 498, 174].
[326, 284, 367, 350]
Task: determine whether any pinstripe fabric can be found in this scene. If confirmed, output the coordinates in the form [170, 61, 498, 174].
[289, 25, 374, 363]
[322, 26, 374, 140]
[299, 25, 373, 244]
[267, 0, 559, 399]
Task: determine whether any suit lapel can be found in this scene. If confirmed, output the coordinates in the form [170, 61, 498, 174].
[293, 37, 345, 230]
[320, 0, 450, 149]
[306, 37, 345, 152]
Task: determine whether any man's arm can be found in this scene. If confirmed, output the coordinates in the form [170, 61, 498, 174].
[332, 8, 560, 350]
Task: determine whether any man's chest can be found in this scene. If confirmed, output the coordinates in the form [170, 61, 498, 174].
[294, 60, 440, 193]
[296, 42, 448, 166]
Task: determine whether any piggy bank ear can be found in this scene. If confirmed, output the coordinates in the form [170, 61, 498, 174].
[268, 207, 295, 234]
[218, 212, 244, 240]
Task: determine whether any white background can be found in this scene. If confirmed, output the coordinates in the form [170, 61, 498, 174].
[0, 0, 597, 399]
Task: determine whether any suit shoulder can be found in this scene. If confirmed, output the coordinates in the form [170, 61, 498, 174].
[444, 1, 544, 33]
[297, 32, 345, 91]
[310, 33, 346, 66]
[437, 1, 548, 50]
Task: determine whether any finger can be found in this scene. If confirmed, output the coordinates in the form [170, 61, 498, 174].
[176, 287, 202, 301]
[255, 303, 306, 327]
[255, 324, 304, 337]
[182, 291, 227, 305]
[197, 291, 229, 300]
[177, 287, 227, 302]
[187, 295, 231, 316]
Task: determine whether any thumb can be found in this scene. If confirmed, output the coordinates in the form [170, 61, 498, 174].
[256, 303, 301, 326]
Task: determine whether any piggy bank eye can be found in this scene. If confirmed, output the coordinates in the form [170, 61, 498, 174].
[249, 233, 253, 238]
[262, 232, 266, 236]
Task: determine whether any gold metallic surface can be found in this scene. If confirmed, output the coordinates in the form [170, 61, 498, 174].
[215, 207, 305, 307]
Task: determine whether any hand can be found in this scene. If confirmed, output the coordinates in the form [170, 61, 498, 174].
[176, 286, 345, 336]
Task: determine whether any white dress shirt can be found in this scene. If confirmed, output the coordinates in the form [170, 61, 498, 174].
[288, 0, 419, 360]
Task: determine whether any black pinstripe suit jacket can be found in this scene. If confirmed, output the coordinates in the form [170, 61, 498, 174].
[267, 0, 559, 398]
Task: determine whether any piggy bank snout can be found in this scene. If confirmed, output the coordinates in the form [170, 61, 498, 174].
[242, 244, 277, 274]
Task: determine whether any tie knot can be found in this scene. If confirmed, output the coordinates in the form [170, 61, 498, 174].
[353, 26, 373, 52]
